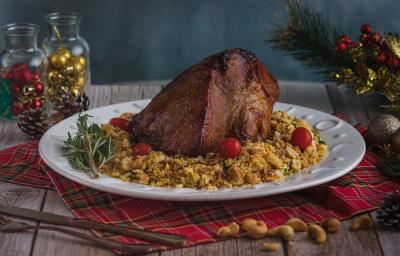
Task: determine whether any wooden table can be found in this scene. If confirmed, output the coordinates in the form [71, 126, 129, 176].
[0, 81, 399, 256]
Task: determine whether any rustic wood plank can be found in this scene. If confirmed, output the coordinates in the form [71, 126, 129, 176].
[0, 182, 46, 256]
[372, 208, 400, 256]
[31, 189, 115, 256]
[236, 237, 285, 256]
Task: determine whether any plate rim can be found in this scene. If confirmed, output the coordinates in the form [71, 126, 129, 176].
[39, 100, 366, 201]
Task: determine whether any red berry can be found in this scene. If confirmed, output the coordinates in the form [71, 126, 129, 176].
[110, 117, 131, 132]
[132, 143, 152, 156]
[291, 127, 312, 150]
[11, 63, 28, 73]
[335, 42, 347, 52]
[14, 68, 33, 85]
[36, 82, 43, 92]
[377, 52, 387, 63]
[219, 137, 242, 159]
[370, 32, 382, 44]
[32, 72, 40, 81]
[387, 57, 400, 70]
[339, 35, 351, 44]
[34, 99, 41, 108]
[359, 33, 369, 43]
[361, 24, 372, 34]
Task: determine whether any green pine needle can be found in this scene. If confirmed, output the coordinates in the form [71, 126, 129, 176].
[377, 155, 400, 179]
[266, 0, 352, 77]
[63, 114, 116, 176]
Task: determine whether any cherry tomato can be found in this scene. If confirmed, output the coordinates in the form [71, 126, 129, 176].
[132, 143, 152, 156]
[110, 117, 131, 132]
[291, 127, 312, 150]
[219, 137, 242, 159]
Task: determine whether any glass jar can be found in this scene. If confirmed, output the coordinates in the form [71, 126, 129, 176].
[42, 12, 90, 106]
[0, 23, 46, 119]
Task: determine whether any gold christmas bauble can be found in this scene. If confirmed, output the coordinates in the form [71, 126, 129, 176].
[70, 57, 85, 73]
[50, 47, 72, 69]
[78, 56, 86, 67]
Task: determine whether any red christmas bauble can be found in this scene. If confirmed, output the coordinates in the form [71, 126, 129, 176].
[12, 82, 22, 95]
[12, 102, 25, 116]
[36, 82, 43, 92]
[387, 57, 400, 70]
[377, 52, 387, 63]
[336, 42, 347, 52]
[339, 35, 351, 44]
[371, 32, 382, 44]
[14, 68, 33, 85]
[359, 33, 369, 43]
[11, 63, 28, 73]
[34, 99, 42, 108]
[361, 24, 372, 34]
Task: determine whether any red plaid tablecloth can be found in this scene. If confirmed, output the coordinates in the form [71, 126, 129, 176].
[0, 123, 399, 249]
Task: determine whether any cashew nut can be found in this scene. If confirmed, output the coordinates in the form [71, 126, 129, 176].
[267, 225, 294, 241]
[241, 218, 258, 232]
[217, 226, 232, 238]
[228, 222, 240, 235]
[246, 220, 268, 239]
[320, 218, 341, 233]
[350, 215, 373, 231]
[262, 242, 281, 252]
[307, 224, 326, 244]
[285, 218, 307, 232]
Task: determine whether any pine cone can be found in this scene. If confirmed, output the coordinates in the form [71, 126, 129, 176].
[54, 92, 90, 117]
[376, 190, 400, 231]
[17, 108, 49, 139]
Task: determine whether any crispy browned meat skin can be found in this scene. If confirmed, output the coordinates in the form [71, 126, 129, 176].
[132, 48, 279, 156]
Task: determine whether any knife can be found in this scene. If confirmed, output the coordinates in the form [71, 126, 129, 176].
[0, 204, 187, 246]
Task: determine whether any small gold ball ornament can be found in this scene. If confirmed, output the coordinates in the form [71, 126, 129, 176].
[50, 47, 72, 69]
[367, 114, 400, 145]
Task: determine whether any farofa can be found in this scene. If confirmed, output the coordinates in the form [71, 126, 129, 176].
[100, 111, 328, 189]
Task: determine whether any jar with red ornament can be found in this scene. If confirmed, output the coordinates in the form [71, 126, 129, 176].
[0, 23, 47, 119]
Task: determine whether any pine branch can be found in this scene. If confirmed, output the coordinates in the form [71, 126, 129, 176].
[266, 0, 352, 77]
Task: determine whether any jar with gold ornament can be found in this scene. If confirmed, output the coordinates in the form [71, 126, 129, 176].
[42, 12, 90, 109]
[0, 23, 47, 119]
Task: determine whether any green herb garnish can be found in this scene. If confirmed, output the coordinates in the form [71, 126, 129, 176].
[312, 128, 326, 144]
[284, 161, 292, 176]
[63, 114, 116, 178]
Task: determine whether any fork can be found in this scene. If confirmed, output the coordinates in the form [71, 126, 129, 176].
[0, 215, 156, 254]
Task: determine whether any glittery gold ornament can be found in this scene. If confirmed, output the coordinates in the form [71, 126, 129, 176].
[46, 46, 88, 103]
[48, 70, 65, 85]
[50, 47, 72, 69]
[78, 56, 86, 67]
[385, 34, 400, 59]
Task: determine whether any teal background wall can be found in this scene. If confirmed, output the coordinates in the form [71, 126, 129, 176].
[0, 0, 399, 84]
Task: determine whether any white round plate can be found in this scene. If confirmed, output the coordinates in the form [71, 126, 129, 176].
[39, 100, 365, 201]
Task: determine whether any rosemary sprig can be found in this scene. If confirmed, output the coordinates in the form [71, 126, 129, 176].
[63, 114, 116, 178]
